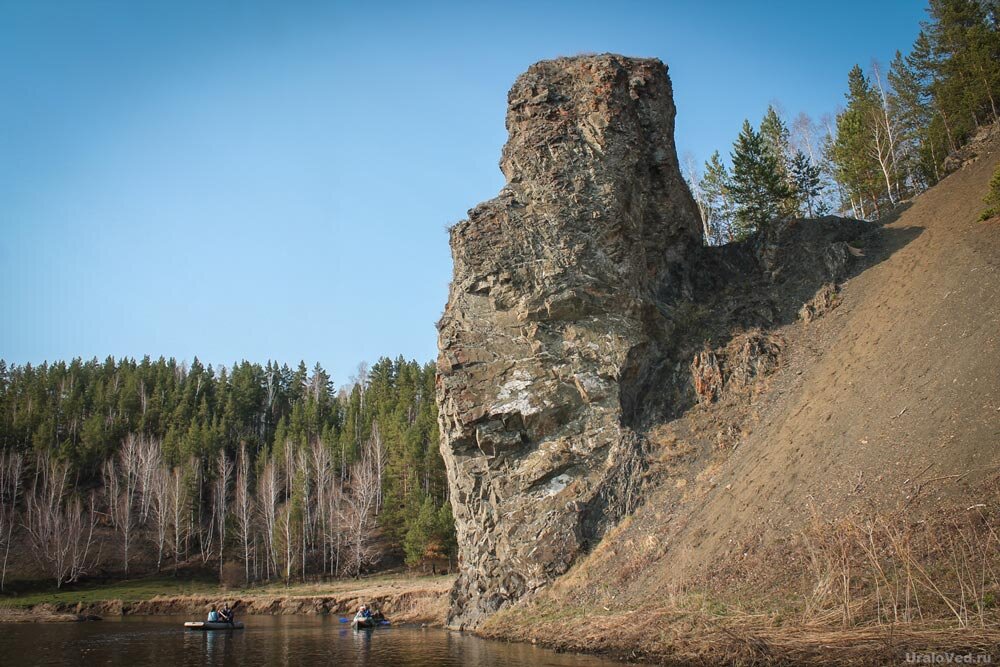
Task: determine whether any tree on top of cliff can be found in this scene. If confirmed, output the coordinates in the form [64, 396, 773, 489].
[790, 150, 824, 217]
[698, 150, 736, 244]
[760, 106, 792, 178]
[730, 119, 792, 240]
[888, 44, 939, 188]
[830, 65, 895, 219]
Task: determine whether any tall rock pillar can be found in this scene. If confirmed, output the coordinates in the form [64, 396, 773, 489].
[436, 54, 702, 628]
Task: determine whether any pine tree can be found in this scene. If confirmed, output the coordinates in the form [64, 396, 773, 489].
[926, 0, 1000, 131]
[831, 66, 890, 219]
[760, 106, 791, 173]
[729, 120, 792, 239]
[790, 150, 823, 217]
[699, 151, 736, 244]
[760, 105, 799, 215]
[889, 48, 940, 187]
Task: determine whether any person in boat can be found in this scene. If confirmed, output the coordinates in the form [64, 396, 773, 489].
[220, 604, 234, 624]
[207, 606, 220, 622]
[353, 604, 372, 623]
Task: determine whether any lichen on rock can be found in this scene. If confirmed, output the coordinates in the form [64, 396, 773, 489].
[436, 53, 702, 629]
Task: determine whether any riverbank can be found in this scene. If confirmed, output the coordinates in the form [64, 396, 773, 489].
[0, 608, 102, 623]
[480, 600, 1000, 666]
[0, 574, 453, 626]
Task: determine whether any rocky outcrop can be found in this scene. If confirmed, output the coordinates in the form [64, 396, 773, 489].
[436, 54, 702, 628]
[690, 330, 783, 404]
[943, 121, 1000, 173]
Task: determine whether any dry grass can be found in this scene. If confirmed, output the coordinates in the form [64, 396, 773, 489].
[648, 425, 696, 464]
[483, 600, 1000, 666]
[482, 495, 1000, 665]
[797, 504, 1000, 630]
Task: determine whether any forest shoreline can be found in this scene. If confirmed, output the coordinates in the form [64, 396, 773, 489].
[0, 574, 452, 626]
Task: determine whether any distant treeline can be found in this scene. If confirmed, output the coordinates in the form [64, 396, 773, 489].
[686, 0, 1000, 241]
[0, 356, 454, 588]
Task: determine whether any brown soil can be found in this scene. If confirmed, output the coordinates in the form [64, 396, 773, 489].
[482, 131, 1000, 663]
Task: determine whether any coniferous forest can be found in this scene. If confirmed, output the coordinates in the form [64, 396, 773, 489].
[0, 356, 454, 588]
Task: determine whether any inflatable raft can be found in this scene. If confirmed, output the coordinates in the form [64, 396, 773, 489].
[184, 621, 244, 630]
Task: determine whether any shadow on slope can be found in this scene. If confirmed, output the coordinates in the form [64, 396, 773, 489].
[622, 217, 924, 431]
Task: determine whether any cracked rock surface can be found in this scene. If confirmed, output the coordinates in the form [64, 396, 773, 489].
[436, 53, 702, 629]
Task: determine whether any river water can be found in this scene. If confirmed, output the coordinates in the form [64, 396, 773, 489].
[0, 615, 627, 666]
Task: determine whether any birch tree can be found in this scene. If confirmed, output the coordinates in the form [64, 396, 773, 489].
[24, 454, 98, 587]
[682, 151, 712, 243]
[0, 452, 23, 591]
[103, 434, 143, 577]
[345, 454, 379, 577]
[296, 445, 312, 579]
[791, 112, 820, 163]
[327, 476, 346, 576]
[193, 458, 215, 566]
[234, 443, 254, 583]
[368, 422, 387, 516]
[167, 465, 190, 569]
[310, 439, 334, 574]
[698, 151, 735, 244]
[214, 449, 233, 580]
[137, 435, 161, 523]
[831, 66, 892, 218]
[871, 60, 903, 202]
[282, 443, 296, 581]
[150, 466, 170, 571]
[257, 457, 280, 579]
[67, 493, 99, 585]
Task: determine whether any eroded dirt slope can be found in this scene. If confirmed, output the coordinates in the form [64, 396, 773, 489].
[527, 128, 1000, 612]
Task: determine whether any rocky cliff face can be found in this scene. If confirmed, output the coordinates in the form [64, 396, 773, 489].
[436, 54, 702, 629]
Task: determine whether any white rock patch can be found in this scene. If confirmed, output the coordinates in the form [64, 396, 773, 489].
[492, 377, 538, 415]
[544, 473, 573, 497]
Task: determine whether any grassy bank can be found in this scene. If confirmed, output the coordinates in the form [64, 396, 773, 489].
[0, 576, 221, 609]
[0, 574, 453, 625]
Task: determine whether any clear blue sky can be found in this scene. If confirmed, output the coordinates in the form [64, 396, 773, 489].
[0, 0, 926, 382]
